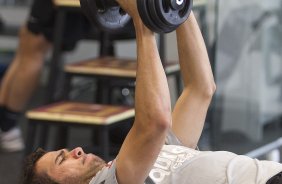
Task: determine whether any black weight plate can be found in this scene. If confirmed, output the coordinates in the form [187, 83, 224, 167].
[155, 0, 193, 28]
[137, 0, 164, 33]
[80, 0, 131, 32]
[147, 0, 175, 33]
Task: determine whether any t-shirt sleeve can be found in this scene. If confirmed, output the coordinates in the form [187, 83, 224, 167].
[165, 129, 183, 146]
[89, 160, 119, 184]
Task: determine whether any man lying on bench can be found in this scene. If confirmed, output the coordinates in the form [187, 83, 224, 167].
[22, 0, 282, 183]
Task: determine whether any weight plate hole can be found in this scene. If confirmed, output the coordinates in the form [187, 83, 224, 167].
[162, 0, 170, 13]
[95, 0, 106, 13]
[178, 3, 188, 17]
[119, 8, 127, 16]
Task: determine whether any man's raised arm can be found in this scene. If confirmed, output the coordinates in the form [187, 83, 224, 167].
[172, 12, 216, 148]
[115, 2, 172, 184]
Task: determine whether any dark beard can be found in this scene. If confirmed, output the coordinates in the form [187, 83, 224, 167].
[83, 156, 106, 183]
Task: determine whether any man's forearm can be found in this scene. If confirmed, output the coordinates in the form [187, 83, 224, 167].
[134, 19, 172, 126]
[176, 12, 215, 93]
[170, 12, 216, 148]
[116, 19, 172, 184]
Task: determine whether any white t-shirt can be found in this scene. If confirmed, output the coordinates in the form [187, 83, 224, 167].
[89, 145, 282, 184]
[89, 131, 282, 184]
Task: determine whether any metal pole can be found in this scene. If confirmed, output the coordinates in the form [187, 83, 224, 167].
[245, 137, 282, 158]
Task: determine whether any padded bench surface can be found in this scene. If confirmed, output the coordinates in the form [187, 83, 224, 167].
[64, 57, 180, 77]
[26, 102, 135, 125]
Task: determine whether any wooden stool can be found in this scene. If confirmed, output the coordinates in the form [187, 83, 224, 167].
[63, 57, 182, 103]
[25, 101, 135, 160]
[65, 57, 180, 77]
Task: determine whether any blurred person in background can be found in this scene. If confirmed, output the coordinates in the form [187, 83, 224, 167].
[0, 0, 92, 152]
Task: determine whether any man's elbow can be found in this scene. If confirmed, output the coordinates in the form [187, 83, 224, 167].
[148, 110, 172, 131]
[156, 115, 172, 131]
[137, 105, 172, 130]
[204, 82, 216, 99]
[187, 81, 216, 100]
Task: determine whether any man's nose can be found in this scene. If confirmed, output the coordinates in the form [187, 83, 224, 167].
[70, 147, 85, 159]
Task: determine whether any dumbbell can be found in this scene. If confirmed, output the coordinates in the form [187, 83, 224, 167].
[80, 0, 193, 33]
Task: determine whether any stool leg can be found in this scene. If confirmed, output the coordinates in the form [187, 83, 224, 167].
[45, 9, 66, 103]
[95, 79, 111, 104]
[99, 32, 115, 56]
[54, 125, 69, 150]
[98, 126, 109, 161]
[24, 120, 38, 156]
[61, 73, 72, 100]
[38, 124, 49, 150]
[92, 127, 99, 148]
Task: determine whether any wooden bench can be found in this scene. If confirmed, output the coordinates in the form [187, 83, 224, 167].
[25, 101, 135, 160]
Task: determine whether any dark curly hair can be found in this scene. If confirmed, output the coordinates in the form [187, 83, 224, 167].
[22, 148, 59, 184]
